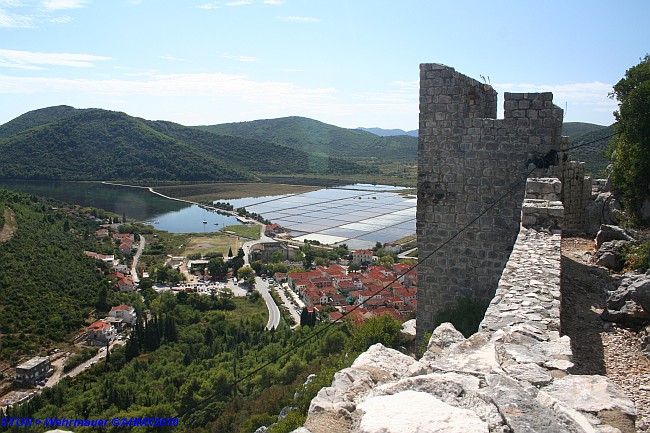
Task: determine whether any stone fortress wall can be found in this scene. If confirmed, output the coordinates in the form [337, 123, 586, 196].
[294, 173, 635, 433]
[292, 64, 634, 433]
[416, 63, 589, 339]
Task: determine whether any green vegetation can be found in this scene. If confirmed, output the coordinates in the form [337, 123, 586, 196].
[620, 240, 650, 272]
[566, 125, 615, 176]
[223, 224, 261, 240]
[6, 286, 406, 433]
[193, 116, 417, 163]
[608, 55, 650, 224]
[433, 297, 491, 338]
[0, 189, 103, 361]
[0, 107, 374, 183]
[0, 109, 254, 183]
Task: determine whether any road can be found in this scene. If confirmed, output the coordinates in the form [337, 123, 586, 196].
[241, 226, 281, 330]
[131, 235, 145, 284]
[41, 340, 125, 392]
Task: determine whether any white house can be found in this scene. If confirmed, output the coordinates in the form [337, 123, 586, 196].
[108, 304, 137, 326]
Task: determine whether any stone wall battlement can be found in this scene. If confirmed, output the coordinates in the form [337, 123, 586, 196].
[417, 63, 565, 338]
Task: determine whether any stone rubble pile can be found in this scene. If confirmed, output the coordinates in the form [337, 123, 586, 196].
[292, 224, 637, 433]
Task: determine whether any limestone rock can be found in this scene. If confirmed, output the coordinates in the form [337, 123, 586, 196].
[422, 322, 466, 361]
[596, 251, 622, 270]
[593, 240, 632, 271]
[602, 274, 650, 326]
[585, 192, 622, 235]
[595, 225, 635, 249]
[503, 362, 553, 386]
[371, 372, 480, 399]
[540, 375, 637, 432]
[356, 390, 489, 433]
[425, 332, 501, 375]
[400, 319, 416, 341]
[351, 344, 426, 382]
[482, 373, 587, 433]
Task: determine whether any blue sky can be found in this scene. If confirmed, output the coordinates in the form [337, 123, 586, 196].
[0, 0, 648, 130]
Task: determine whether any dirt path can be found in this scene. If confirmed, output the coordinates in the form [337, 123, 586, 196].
[0, 207, 17, 243]
[561, 236, 650, 432]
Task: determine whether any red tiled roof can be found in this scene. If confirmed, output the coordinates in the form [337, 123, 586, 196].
[88, 321, 110, 331]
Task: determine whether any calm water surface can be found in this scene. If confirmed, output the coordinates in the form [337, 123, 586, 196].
[0, 181, 415, 244]
[0, 180, 241, 233]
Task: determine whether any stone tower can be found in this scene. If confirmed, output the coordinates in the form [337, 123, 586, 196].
[416, 63, 564, 340]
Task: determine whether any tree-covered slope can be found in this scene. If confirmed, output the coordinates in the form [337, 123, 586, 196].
[0, 108, 255, 182]
[0, 107, 375, 182]
[565, 124, 616, 176]
[562, 121, 607, 137]
[0, 189, 103, 360]
[193, 116, 418, 163]
[0, 105, 79, 139]
[148, 120, 374, 175]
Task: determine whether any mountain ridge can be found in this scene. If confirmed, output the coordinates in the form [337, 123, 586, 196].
[0, 107, 375, 182]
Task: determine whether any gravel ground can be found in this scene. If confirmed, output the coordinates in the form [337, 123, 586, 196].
[561, 236, 650, 432]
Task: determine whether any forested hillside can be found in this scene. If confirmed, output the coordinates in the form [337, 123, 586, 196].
[0, 189, 102, 360]
[5, 285, 405, 433]
[194, 116, 418, 163]
[148, 120, 373, 175]
[565, 124, 615, 176]
[0, 107, 377, 183]
[0, 109, 254, 182]
[0, 105, 79, 139]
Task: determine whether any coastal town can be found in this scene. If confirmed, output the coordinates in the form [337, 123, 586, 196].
[1, 202, 417, 411]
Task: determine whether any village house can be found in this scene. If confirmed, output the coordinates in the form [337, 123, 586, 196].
[85, 251, 115, 267]
[108, 304, 137, 326]
[264, 223, 284, 237]
[95, 228, 109, 240]
[86, 320, 116, 346]
[352, 249, 373, 266]
[15, 356, 52, 385]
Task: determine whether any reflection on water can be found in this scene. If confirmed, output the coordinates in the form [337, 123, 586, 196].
[0, 180, 186, 221]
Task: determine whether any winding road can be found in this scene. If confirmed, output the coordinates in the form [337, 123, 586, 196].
[242, 230, 281, 330]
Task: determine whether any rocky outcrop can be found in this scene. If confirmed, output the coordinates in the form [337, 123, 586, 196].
[595, 225, 635, 249]
[602, 272, 650, 328]
[585, 192, 622, 236]
[293, 222, 636, 433]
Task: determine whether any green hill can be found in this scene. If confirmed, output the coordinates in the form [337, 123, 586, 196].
[0, 107, 374, 182]
[562, 121, 607, 137]
[147, 120, 374, 176]
[193, 116, 418, 163]
[565, 124, 616, 176]
[0, 105, 79, 139]
[0, 189, 103, 360]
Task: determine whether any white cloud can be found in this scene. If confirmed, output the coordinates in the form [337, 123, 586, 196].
[278, 16, 319, 23]
[197, 2, 220, 9]
[224, 0, 251, 5]
[0, 8, 37, 28]
[222, 53, 256, 62]
[0, 0, 86, 27]
[493, 81, 613, 105]
[264, 0, 284, 5]
[0, 72, 337, 101]
[160, 55, 189, 62]
[41, 0, 87, 11]
[0, 49, 111, 69]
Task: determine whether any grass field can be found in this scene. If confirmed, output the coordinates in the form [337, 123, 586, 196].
[222, 224, 261, 240]
[154, 182, 319, 202]
[183, 234, 242, 257]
